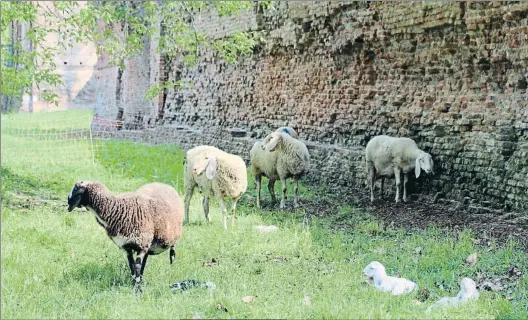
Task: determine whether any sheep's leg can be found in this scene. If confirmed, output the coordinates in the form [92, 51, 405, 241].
[231, 199, 238, 227]
[126, 250, 135, 275]
[183, 185, 195, 224]
[403, 173, 409, 202]
[169, 246, 176, 264]
[268, 179, 277, 204]
[369, 166, 376, 202]
[219, 198, 228, 230]
[133, 250, 148, 290]
[280, 178, 287, 209]
[394, 168, 401, 203]
[140, 252, 149, 276]
[293, 179, 299, 209]
[380, 177, 385, 198]
[203, 196, 210, 222]
[255, 173, 262, 208]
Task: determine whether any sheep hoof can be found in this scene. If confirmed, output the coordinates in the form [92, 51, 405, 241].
[134, 282, 144, 293]
[170, 248, 176, 264]
[293, 202, 299, 209]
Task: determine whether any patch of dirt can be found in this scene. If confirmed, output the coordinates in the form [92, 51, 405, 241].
[4, 191, 63, 210]
[301, 187, 528, 250]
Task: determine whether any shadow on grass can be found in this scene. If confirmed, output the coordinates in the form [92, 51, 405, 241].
[1, 167, 63, 210]
[60, 261, 131, 291]
[1, 167, 41, 196]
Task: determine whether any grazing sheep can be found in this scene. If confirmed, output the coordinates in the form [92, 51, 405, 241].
[426, 277, 479, 313]
[365, 135, 434, 203]
[183, 145, 222, 224]
[250, 131, 310, 209]
[184, 146, 248, 230]
[67, 181, 183, 289]
[362, 261, 418, 295]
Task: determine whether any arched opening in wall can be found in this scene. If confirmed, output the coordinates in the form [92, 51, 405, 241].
[116, 67, 124, 122]
[158, 54, 169, 121]
[156, 21, 169, 122]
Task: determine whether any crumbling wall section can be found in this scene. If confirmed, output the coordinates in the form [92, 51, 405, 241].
[107, 1, 528, 214]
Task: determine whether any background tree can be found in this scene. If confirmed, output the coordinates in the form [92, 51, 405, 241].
[0, 1, 271, 113]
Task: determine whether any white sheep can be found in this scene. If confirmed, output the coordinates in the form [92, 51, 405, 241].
[183, 145, 222, 224]
[67, 181, 184, 289]
[365, 135, 434, 203]
[426, 277, 479, 313]
[250, 127, 299, 206]
[275, 126, 299, 139]
[250, 131, 310, 209]
[184, 146, 248, 230]
[362, 261, 418, 295]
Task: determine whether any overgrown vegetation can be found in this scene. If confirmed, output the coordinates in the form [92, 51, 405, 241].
[1, 1, 269, 111]
[2, 110, 528, 319]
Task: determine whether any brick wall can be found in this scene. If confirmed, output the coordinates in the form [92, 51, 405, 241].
[101, 1, 528, 215]
[93, 22, 160, 128]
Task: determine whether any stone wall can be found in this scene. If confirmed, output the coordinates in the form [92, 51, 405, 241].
[92, 19, 161, 127]
[101, 1, 528, 215]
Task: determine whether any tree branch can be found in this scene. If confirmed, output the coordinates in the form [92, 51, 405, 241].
[184, 1, 200, 62]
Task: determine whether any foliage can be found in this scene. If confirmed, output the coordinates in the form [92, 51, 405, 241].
[0, 1, 270, 111]
[2, 110, 528, 319]
[0, 1, 64, 109]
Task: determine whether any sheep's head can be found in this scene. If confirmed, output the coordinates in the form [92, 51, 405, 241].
[459, 277, 478, 297]
[261, 132, 282, 152]
[67, 181, 91, 212]
[415, 152, 434, 178]
[363, 261, 387, 281]
[281, 128, 291, 135]
[193, 154, 218, 180]
[276, 126, 298, 139]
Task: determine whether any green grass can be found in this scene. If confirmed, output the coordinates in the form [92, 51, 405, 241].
[2, 110, 528, 319]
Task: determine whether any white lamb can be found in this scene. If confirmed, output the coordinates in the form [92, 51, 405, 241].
[365, 135, 434, 203]
[184, 146, 247, 230]
[250, 131, 310, 209]
[426, 277, 479, 313]
[362, 261, 418, 295]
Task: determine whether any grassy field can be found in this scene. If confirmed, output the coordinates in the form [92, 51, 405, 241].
[2, 110, 528, 319]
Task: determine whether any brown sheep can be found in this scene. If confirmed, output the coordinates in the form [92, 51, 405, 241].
[67, 181, 184, 289]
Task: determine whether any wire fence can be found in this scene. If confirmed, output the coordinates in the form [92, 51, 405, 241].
[1, 113, 124, 167]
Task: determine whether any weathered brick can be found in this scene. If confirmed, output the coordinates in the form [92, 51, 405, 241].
[95, 1, 527, 216]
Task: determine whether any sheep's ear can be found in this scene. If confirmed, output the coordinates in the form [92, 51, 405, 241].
[265, 135, 280, 152]
[205, 156, 217, 180]
[415, 158, 421, 178]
